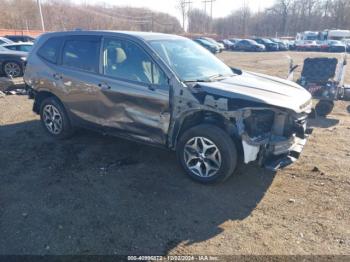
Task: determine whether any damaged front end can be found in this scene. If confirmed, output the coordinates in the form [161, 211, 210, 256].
[234, 107, 313, 171]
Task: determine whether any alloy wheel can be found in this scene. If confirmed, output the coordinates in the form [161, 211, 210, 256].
[183, 136, 222, 178]
[42, 104, 63, 135]
[4, 62, 21, 77]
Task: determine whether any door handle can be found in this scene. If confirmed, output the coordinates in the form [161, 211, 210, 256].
[53, 73, 62, 80]
[98, 83, 111, 90]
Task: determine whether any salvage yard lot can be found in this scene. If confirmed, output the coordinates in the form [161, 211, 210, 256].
[0, 51, 350, 255]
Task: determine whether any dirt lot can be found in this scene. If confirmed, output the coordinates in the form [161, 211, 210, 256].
[0, 51, 350, 256]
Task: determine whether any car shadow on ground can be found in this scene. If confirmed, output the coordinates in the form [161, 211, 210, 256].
[308, 116, 339, 129]
[0, 120, 275, 255]
[347, 105, 350, 114]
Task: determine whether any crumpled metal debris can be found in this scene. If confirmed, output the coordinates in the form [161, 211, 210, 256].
[4, 89, 28, 95]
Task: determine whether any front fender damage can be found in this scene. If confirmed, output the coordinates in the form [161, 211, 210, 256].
[169, 83, 312, 171]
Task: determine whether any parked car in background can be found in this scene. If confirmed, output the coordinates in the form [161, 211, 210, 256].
[316, 40, 330, 52]
[229, 38, 241, 45]
[270, 38, 288, 51]
[24, 30, 313, 184]
[0, 37, 14, 45]
[219, 39, 235, 50]
[194, 38, 219, 53]
[288, 40, 296, 50]
[328, 40, 347, 53]
[344, 39, 350, 52]
[3, 42, 33, 52]
[228, 38, 241, 50]
[234, 39, 265, 52]
[295, 40, 320, 51]
[5, 35, 35, 43]
[253, 38, 279, 51]
[0, 46, 27, 77]
[199, 37, 225, 52]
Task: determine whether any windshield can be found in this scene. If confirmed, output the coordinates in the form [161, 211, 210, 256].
[246, 39, 257, 44]
[202, 38, 217, 45]
[149, 38, 234, 82]
[196, 38, 214, 46]
[262, 38, 273, 44]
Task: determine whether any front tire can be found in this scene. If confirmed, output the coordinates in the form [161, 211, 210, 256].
[40, 97, 74, 139]
[177, 124, 237, 184]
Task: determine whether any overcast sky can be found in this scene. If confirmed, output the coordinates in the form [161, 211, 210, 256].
[75, 0, 276, 20]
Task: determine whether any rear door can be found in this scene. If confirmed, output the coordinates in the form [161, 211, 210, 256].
[53, 35, 108, 126]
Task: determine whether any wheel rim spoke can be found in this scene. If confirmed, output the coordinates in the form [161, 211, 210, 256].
[5, 63, 20, 77]
[43, 104, 63, 135]
[183, 136, 222, 178]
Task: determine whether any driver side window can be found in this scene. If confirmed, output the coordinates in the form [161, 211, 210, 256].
[102, 38, 167, 86]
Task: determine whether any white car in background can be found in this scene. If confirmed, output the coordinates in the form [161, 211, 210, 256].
[2, 42, 33, 52]
[0, 37, 14, 45]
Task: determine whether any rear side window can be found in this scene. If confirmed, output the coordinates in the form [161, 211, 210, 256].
[37, 37, 63, 64]
[6, 46, 16, 51]
[62, 38, 100, 73]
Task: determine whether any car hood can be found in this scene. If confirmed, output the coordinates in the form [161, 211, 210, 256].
[194, 71, 312, 113]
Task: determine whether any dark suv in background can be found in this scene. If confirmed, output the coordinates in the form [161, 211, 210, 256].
[24, 31, 312, 184]
[253, 38, 279, 51]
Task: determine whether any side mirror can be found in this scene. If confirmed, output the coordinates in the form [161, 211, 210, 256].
[231, 67, 242, 75]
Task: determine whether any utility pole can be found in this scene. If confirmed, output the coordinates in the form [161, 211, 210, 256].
[151, 13, 154, 32]
[37, 0, 45, 32]
[202, 0, 215, 19]
[180, 0, 192, 31]
[202, 0, 215, 33]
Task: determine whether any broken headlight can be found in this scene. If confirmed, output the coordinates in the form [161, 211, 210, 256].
[243, 110, 275, 137]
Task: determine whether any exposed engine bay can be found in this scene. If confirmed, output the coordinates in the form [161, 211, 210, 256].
[234, 107, 312, 170]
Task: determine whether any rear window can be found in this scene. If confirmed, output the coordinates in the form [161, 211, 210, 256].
[37, 37, 63, 64]
[62, 38, 100, 73]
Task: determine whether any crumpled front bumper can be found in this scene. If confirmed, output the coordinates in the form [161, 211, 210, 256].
[263, 127, 313, 171]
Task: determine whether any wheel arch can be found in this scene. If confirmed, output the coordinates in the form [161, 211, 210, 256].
[171, 109, 239, 149]
[33, 90, 65, 115]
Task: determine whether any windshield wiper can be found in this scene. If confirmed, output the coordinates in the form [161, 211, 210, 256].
[183, 79, 211, 83]
[208, 74, 235, 81]
[183, 74, 235, 83]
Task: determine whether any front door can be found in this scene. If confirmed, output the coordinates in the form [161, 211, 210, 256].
[97, 37, 170, 145]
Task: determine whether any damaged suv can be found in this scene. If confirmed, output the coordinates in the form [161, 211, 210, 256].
[24, 31, 313, 183]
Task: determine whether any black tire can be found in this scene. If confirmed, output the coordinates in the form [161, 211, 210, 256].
[40, 97, 74, 139]
[177, 124, 238, 184]
[315, 100, 334, 117]
[2, 61, 23, 78]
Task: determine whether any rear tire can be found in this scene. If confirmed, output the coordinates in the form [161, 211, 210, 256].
[177, 124, 237, 184]
[40, 97, 74, 139]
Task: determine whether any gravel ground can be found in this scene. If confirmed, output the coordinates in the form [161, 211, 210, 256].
[0, 51, 349, 256]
